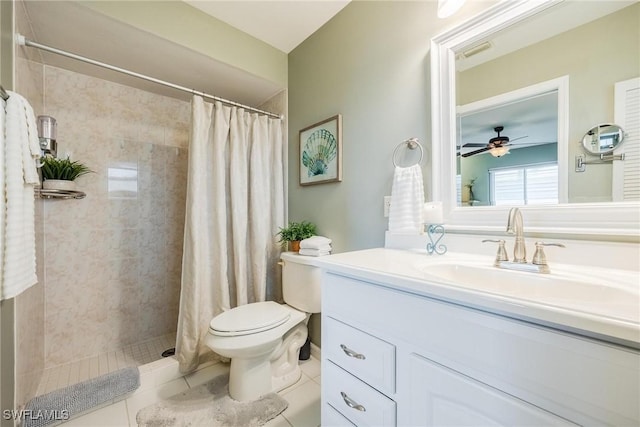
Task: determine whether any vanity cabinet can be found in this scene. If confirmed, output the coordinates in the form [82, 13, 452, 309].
[321, 271, 640, 426]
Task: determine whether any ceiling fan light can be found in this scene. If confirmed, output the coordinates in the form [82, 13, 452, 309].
[437, 0, 466, 18]
[489, 146, 510, 157]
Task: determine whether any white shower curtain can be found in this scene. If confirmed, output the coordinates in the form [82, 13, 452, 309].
[176, 96, 285, 373]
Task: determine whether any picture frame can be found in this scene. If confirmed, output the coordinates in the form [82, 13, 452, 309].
[299, 114, 342, 186]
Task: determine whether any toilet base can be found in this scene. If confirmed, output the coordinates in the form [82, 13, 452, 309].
[229, 355, 273, 401]
[227, 322, 308, 401]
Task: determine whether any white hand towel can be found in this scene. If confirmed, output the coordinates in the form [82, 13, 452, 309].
[1, 92, 40, 300]
[299, 248, 331, 257]
[300, 243, 332, 252]
[300, 235, 332, 249]
[388, 164, 425, 234]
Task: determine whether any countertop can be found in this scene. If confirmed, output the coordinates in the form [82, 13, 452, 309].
[313, 248, 640, 349]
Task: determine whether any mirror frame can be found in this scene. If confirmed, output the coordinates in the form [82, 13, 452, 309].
[430, 0, 639, 240]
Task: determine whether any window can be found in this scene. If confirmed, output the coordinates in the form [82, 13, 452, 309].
[489, 163, 558, 206]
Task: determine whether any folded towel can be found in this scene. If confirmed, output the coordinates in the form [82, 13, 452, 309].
[299, 248, 331, 257]
[300, 243, 331, 252]
[388, 164, 424, 234]
[1, 91, 40, 300]
[300, 236, 332, 249]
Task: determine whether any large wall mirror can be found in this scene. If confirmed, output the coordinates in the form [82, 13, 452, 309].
[431, 0, 639, 239]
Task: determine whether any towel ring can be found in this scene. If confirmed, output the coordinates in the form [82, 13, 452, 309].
[392, 137, 423, 167]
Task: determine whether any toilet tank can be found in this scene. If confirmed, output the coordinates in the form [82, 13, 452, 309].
[280, 252, 322, 314]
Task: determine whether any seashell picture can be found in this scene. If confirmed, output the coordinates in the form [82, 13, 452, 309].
[299, 114, 343, 185]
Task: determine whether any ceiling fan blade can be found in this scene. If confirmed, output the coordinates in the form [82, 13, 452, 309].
[509, 135, 529, 143]
[461, 147, 490, 157]
[462, 142, 488, 147]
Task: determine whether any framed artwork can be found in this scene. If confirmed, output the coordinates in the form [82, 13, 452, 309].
[299, 114, 342, 186]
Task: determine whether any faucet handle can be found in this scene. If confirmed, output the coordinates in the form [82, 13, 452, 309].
[482, 239, 508, 266]
[532, 242, 566, 266]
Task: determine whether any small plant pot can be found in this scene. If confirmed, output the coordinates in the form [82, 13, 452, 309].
[42, 179, 76, 191]
[289, 240, 301, 252]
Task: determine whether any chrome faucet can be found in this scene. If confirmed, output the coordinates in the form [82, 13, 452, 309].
[506, 207, 526, 263]
[482, 207, 565, 274]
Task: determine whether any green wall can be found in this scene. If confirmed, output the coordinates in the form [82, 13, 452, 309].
[288, 0, 495, 254]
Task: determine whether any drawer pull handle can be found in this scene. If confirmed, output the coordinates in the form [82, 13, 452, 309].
[340, 392, 366, 412]
[340, 344, 366, 360]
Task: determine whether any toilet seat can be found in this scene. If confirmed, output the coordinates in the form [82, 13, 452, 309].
[209, 301, 291, 337]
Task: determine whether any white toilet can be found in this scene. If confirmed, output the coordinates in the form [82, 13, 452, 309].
[204, 252, 321, 401]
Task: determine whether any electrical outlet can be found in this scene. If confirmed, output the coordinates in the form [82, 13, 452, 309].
[384, 196, 392, 217]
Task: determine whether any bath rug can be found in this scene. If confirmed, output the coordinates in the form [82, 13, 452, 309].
[136, 374, 288, 427]
[23, 366, 140, 427]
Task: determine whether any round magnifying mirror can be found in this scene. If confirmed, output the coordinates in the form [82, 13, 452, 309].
[581, 123, 625, 155]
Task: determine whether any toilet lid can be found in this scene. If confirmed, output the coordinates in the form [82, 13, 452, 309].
[209, 301, 291, 337]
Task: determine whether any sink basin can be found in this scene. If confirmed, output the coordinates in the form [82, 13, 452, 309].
[418, 262, 639, 324]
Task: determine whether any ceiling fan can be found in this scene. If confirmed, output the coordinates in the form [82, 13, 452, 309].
[460, 126, 528, 158]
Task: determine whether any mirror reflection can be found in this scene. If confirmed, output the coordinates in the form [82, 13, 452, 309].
[581, 124, 625, 155]
[457, 89, 559, 207]
[455, 1, 639, 205]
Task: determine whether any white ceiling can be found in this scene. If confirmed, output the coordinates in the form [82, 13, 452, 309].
[184, 1, 351, 53]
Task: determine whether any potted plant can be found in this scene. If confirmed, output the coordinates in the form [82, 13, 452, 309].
[277, 221, 317, 252]
[40, 156, 93, 191]
[464, 177, 477, 205]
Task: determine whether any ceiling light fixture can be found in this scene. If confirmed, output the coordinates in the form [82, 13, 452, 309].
[489, 146, 510, 157]
[437, 0, 466, 18]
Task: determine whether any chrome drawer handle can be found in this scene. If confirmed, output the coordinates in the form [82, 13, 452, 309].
[340, 392, 366, 412]
[340, 344, 366, 360]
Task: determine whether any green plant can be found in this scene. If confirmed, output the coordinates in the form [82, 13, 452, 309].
[41, 156, 93, 181]
[465, 177, 477, 201]
[276, 221, 317, 243]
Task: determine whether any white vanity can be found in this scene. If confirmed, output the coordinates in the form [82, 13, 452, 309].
[317, 249, 639, 426]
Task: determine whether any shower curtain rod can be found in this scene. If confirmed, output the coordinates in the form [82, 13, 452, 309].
[16, 34, 283, 119]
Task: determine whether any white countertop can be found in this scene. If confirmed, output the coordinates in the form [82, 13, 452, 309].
[314, 248, 640, 349]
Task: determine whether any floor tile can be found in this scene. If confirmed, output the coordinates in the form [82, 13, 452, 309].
[264, 414, 294, 427]
[124, 378, 189, 425]
[279, 370, 311, 395]
[299, 357, 321, 379]
[183, 361, 230, 388]
[280, 379, 321, 427]
[35, 340, 321, 426]
[63, 400, 129, 426]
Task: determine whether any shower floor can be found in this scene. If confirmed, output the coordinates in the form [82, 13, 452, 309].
[36, 333, 176, 396]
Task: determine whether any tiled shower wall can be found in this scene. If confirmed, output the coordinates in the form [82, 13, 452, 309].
[41, 66, 189, 367]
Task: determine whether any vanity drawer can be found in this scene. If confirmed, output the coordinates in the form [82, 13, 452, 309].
[324, 361, 396, 427]
[325, 316, 396, 394]
[322, 403, 356, 427]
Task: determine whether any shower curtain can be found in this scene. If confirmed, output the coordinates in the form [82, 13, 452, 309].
[176, 96, 285, 373]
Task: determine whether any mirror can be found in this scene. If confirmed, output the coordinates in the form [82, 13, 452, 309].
[455, 1, 637, 206]
[581, 124, 625, 155]
[430, 0, 639, 238]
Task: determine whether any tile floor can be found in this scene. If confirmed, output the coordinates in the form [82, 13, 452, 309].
[60, 355, 321, 427]
[37, 334, 176, 396]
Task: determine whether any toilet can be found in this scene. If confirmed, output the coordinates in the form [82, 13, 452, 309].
[204, 252, 321, 401]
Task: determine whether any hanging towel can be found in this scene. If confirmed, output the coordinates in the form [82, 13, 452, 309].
[1, 91, 41, 300]
[300, 235, 332, 249]
[388, 164, 425, 234]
